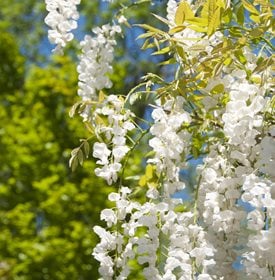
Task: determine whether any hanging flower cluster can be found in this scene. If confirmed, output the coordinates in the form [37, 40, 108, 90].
[93, 187, 216, 279]
[92, 95, 135, 185]
[77, 24, 121, 101]
[44, 0, 274, 279]
[148, 96, 191, 195]
[77, 24, 121, 120]
[45, 0, 81, 54]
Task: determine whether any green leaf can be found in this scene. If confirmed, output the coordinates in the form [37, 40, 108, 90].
[241, 0, 260, 15]
[175, 3, 185, 25]
[201, 0, 215, 19]
[145, 164, 154, 180]
[176, 46, 185, 60]
[175, 1, 194, 25]
[83, 141, 90, 158]
[249, 28, 263, 37]
[223, 56, 232, 66]
[234, 49, 247, 64]
[139, 175, 147, 187]
[223, 8, 232, 23]
[211, 84, 225, 94]
[213, 61, 224, 76]
[169, 25, 186, 35]
[250, 14, 260, 23]
[236, 5, 245, 25]
[137, 31, 155, 39]
[159, 57, 177, 65]
[69, 102, 82, 118]
[208, 7, 221, 36]
[152, 13, 171, 26]
[98, 90, 105, 102]
[201, 0, 222, 36]
[140, 39, 151, 50]
[154, 37, 160, 51]
[136, 24, 165, 35]
[69, 155, 78, 172]
[152, 46, 171, 55]
[78, 149, 84, 166]
[71, 148, 79, 156]
[253, 57, 273, 73]
[186, 17, 208, 27]
[186, 17, 208, 32]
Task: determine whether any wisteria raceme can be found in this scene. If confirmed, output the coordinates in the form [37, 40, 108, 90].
[93, 187, 216, 279]
[44, 0, 275, 279]
[92, 95, 135, 185]
[45, 0, 81, 54]
[195, 59, 274, 278]
[148, 96, 191, 195]
[77, 24, 121, 120]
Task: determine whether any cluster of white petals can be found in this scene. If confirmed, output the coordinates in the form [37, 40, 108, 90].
[44, 0, 274, 278]
[45, 0, 81, 54]
[198, 146, 245, 279]
[196, 61, 274, 279]
[77, 24, 121, 120]
[149, 96, 191, 195]
[166, 0, 178, 24]
[94, 187, 215, 279]
[91, 2, 274, 279]
[92, 95, 135, 185]
[241, 174, 275, 278]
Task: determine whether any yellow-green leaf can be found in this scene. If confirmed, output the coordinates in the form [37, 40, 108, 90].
[175, 1, 195, 25]
[78, 149, 84, 166]
[234, 49, 247, 64]
[137, 31, 155, 39]
[139, 175, 147, 187]
[69, 156, 78, 172]
[241, 0, 260, 15]
[236, 5, 245, 25]
[175, 3, 185, 25]
[186, 17, 208, 32]
[253, 57, 273, 73]
[211, 84, 225, 94]
[202, 0, 216, 23]
[213, 61, 224, 76]
[208, 7, 221, 36]
[223, 56, 232, 66]
[250, 14, 260, 23]
[98, 90, 105, 102]
[152, 46, 171, 55]
[169, 25, 186, 35]
[136, 24, 165, 34]
[145, 164, 154, 180]
[250, 28, 263, 37]
[159, 57, 177, 65]
[186, 17, 208, 27]
[176, 46, 185, 60]
[83, 141, 90, 158]
[223, 8, 232, 23]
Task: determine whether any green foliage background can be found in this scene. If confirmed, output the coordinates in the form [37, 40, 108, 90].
[0, 1, 167, 279]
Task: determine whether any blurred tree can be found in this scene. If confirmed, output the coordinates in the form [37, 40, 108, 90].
[0, 1, 167, 278]
[0, 29, 118, 278]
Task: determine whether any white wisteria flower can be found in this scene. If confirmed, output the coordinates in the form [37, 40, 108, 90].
[45, 0, 81, 54]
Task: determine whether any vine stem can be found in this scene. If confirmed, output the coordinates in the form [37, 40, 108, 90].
[193, 173, 203, 224]
[192, 171, 203, 279]
[157, 172, 166, 275]
[119, 127, 150, 187]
